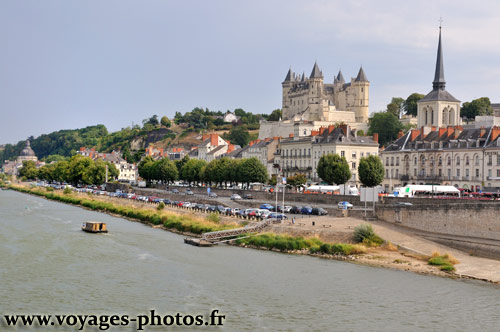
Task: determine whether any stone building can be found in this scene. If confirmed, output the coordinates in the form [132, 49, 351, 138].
[241, 137, 280, 176]
[2, 140, 43, 176]
[78, 147, 138, 182]
[274, 124, 379, 186]
[259, 62, 370, 139]
[380, 27, 500, 193]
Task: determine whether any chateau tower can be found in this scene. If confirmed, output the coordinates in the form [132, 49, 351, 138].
[417, 27, 460, 127]
[351, 66, 370, 123]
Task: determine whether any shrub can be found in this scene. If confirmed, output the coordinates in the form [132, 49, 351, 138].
[63, 187, 72, 195]
[157, 202, 165, 210]
[206, 213, 220, 223]
[353, 223, 384, 246]
[428, 253, 457, 272]
[46, 187, 54, 192]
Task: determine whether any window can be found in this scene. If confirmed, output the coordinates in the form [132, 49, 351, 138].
[497, 169, 500, 177]
[456, 156, 460, 166]
[476, 169, 479, 177]
[438, 157, 442, 166]
[465, 156, 470, 166]
[414, 168, 417, 176]
[488, 155, 492, 165]
[497, 155, 500, 165]
[438, 169, 442, 176]
[414, 157, 417, 165]
[488, 169, 492, 177]
[352, 162, 356, 169]
[447, 156, 451, 166]
[447, 169, 451, 178]
[396, 157, 400, 166]
[386, 157, 389, 166]
[395, 169, 399, 178]
[457, 169, 460, 177]
[391, 157, 394, 166]
[366, 152, 370, 156]
[341, 151, 345, 157]
[475, 156, 479, 166]
[352, 152, 357, 159]
[386, 169, 389, 177]
[465, 169, 469, 177]
[361, 152, 364, 157]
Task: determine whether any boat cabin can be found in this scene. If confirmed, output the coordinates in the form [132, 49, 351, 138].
[82, 221, 108, 233]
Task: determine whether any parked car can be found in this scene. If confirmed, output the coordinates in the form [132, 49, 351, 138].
[185, 189, 194, 195]
[290, 206, 303, 214]
[243, 194, 253, 199]
[301, 206, 313, 214]
[172, 189, 180, 194]
[230, 194, 242, 200]
[394, 202, 413, 206]
[268, 212, 288, 220]
[337, 201, 353, 210]
[230, 208, 240, 215]
[208, 192, 218, 198]
[216, 205, 226, 213]
[260, 210, 272, 219]
[260, 203, 274, 210]
[312, 207, 328, 215]
[207, 205, 217, 212]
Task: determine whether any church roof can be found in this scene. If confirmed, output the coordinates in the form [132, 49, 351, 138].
[20, 140, 36, 157]
[419, 28, 460, 103]
[354, 66, 368, 82]
[309, 62, 323, 79]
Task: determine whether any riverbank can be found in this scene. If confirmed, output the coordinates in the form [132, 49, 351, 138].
[7, 184, 495, 283]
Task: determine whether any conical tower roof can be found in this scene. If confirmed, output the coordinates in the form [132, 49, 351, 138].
[283, 67, 293, 82]
[301, 72, 305, 82]
[309, 62, 323, 79]
[355, 66, 368, 82]
[336, 70, 345, 84]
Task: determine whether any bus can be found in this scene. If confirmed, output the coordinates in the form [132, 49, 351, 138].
[397, 185, 461, 198]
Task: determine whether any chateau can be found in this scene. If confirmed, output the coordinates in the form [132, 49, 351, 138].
[258, 63, 370, 139]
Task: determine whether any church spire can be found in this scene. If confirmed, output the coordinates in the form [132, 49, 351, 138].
[283, 67, 293, 82]
[432, 26, 446, 90]
[309, 62, 323, 79]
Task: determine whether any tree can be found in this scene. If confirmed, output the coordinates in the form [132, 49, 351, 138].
[67, 155, 94, 185]
[180, 159, 206, 185]
[138, 156, 155, 184]
[358, 155, 384, 187]
[386, 97, 405, 119]
[142, 115, 159, 127]
[52, 160, 69, 183]
[316, 154, 351, 186]
[175, 155, 190, 174]
[83, 159, 119, 185]
[153, 158, 178, 184]
[18, 161, 38, 180]
[356, 130, 365, 136]
[403, 93, 424, 117]
[237, 157, 268, 187]
[160, 116, 171, 128]
[226, 126, 250, 147]
[267, 109, 282, 121]
[287, 173, 307, 190]
[43, 154, 66, 163]
[461, 97, 493, 120]
[368, 112, 403, 147]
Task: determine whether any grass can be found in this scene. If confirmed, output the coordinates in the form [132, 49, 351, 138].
[353, 224, 384, 247]
[9, 184, 237, 235]
[428, 251, 459, 272]
[235, 233, 366, 255]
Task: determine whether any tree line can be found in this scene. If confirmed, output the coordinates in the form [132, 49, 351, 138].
[138, 156, 268, 187]
[18, 155, 119, 185]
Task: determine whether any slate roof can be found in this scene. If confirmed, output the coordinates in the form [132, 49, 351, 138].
[309, 62, 323, 79]
[354, 66, 368, 82]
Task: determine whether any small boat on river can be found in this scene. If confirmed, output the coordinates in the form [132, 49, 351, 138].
[184, 238, 213, 247]
[82, 221, 108, 233]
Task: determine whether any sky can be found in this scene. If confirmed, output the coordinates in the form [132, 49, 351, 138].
[1, 0, 500, 144]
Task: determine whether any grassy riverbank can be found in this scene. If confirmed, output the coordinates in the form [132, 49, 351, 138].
[9, 185, 236, 234]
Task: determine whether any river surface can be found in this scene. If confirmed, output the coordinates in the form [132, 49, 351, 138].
[1, 190, 499, 331]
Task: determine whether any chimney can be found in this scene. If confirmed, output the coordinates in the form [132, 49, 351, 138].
[438, 127, 447, 138]
[227, 144, 235, 153]
[80, 147, 85, 151]
[491, 126, 500, 142]
[340, 124, 348, 136]
[249, 141, 254, 146]
[202, 134, 209, 141]
[410, 129, 420, 141]
[373, 133, 379, 143]
[319, 127, 325, 135]
[311, 130, 319, 136]
[398, 130, 404, 138]
[328, 124, 335, 134]
[210, 134, 218, 146]
[289, 133, 294, 138]
[454, 126, 462, 139]
[264, 137, 271, 142]
[480, 126, 486, 137]
[273, 136, 280, 141]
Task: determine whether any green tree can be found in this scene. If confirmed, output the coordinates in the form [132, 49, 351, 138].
[386, 97, 405, 118]
[287, 173, 307, 190]
[368, 112, 403, 147]
[237, 158, 268, 187]
[160, 116, 171, 128]
[403, 93, 424, 117]
[153, 158, 178, 184]
[138, 156, 155, 184]
[43, 154, 66, 163]
[267, 109, 282, 121]
[18, 160, 38, 180]
[358, 155, 385, 187]
[316, 154, 351, 185]
[175, 155, 190, 174]
[52, 160, 69, 183]
[356, 130, 365, 136]
[180, 159, 206, 185]
[460, 97, 493, 120]
[67, 155, 94, 185]
[226, 126, 250, 147]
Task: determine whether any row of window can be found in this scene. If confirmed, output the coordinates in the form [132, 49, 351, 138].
[386, 155, 500, 167]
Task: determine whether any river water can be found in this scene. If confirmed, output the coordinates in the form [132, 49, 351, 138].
[1, 190, 499, 331]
